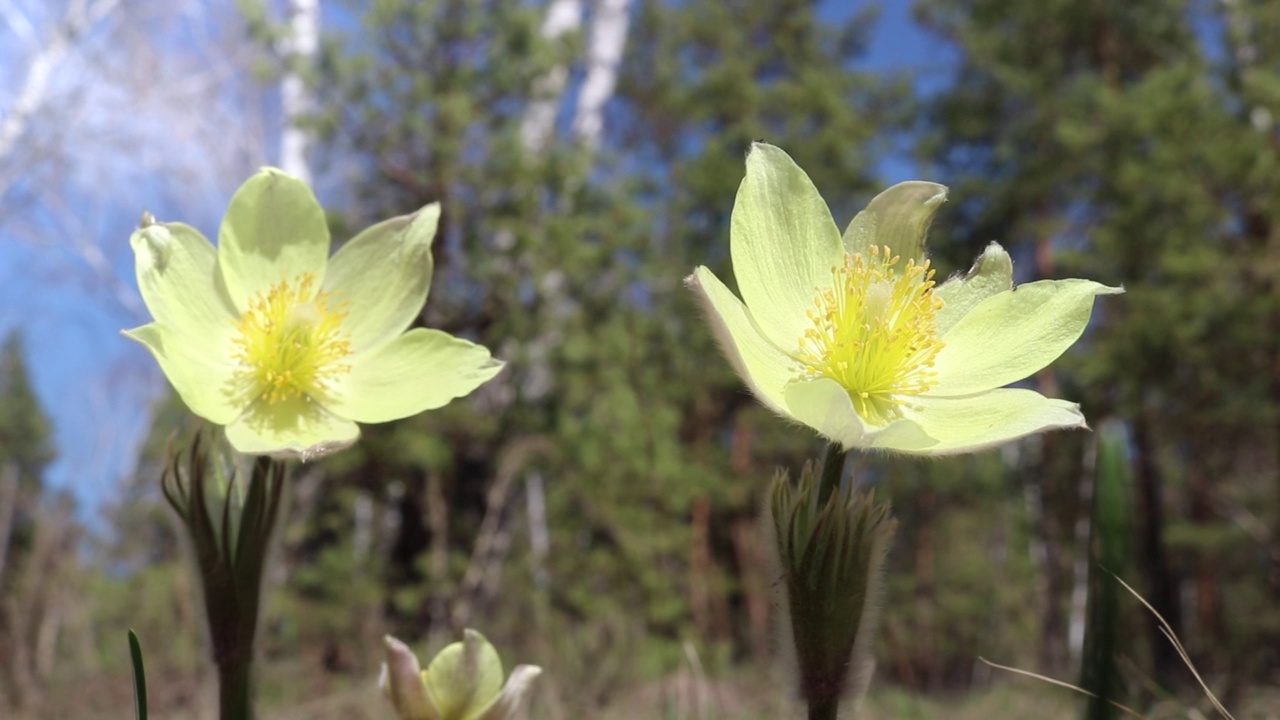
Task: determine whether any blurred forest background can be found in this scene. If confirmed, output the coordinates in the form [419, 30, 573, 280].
[2, 0, 1279, 717]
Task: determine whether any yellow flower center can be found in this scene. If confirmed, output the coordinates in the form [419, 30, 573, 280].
[229, 273, 352, 405]
[796, 245, 945, 425]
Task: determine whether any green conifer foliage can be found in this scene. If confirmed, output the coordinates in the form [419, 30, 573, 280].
[918, 0, 1280, 694]
[0, 331, 55, 488]
[0, 330, 59, 709]
[284, 0, 894, 702]
[0, 330, 56, 574]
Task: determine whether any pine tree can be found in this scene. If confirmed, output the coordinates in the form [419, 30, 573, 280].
[0, 329, 59, 709]
[278, 0, 896, 704]
[918, 0, 1280, 696]
[0, 331, 54, 484]
[0, 330, 55, 581]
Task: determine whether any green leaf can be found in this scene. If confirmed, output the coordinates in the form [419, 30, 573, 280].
[129, 629, 148, 720]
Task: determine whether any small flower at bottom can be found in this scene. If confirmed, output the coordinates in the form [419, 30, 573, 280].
[686, 143, 1122, 455]
[380, 631, 541, 720]
[123, 168, 503, 460]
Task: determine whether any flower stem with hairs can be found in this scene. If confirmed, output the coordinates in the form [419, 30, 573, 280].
[161, 434, 289, 720]
[771, 444, 896, 720]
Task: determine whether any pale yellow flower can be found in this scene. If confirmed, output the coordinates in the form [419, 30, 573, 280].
[125, 169, 502, 459]
[687, 143, 1122, 454]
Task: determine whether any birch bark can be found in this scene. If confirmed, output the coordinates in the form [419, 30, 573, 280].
[572, 0, 632, 151]
[520, 0, 583, 155]
[279, 0, 320, 183]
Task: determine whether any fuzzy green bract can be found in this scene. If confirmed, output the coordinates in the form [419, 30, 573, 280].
[687, 143, 1122, 455]
[380, 631, 541, 720]
[124, 168, 503, 460]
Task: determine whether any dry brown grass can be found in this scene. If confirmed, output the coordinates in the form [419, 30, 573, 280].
[8, 662, 1278, 720]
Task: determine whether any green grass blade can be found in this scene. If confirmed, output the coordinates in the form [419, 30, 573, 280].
[128, 629, 148, 720]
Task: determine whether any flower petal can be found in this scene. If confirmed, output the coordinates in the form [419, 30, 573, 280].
[425, 629, 504, 720]
[123, 323, 239, 424]
[224, 396, 358, 460]
[783, 377, 886, 449]
[931, 279, 1124, 396]
[472, 665, 542, 720]
[381, 636, 440, 720]
[933, 242, 1013, 337]
[325, 328, 502, 424]
[685, 267, 795, 416]
[217, 168, 331, 312]
[323, 204, 439, 353]
[842, 181, 948, 262]
[131, 222, 238, 339]
[867, 389, 1086, 455]
[731, 143, 843, 349]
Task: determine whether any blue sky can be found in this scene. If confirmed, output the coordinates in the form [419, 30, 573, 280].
[0, 0, 942, 516]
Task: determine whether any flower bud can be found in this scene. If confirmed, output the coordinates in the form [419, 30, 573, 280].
[380, 630, 541, 720]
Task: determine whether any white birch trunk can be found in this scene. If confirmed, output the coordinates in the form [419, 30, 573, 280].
[520, 0, 583, 155]
[1219, 0, 1271, 131]
[1068, 438, 1098, 663]
[279, 0, 319, 183]
[571, 0, 632, 151]
[525, 472, 550, 590]
[510, 1, 588, 620]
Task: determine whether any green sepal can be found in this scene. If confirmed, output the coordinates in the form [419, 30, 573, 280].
[770, 446, 896, 714]
[160, 432, 289, 720]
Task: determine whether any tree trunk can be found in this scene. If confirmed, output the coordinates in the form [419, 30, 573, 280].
[424, 470, 451, 640]
[521, 0, 583, 154]
[279, 0, 319, 183]
[1023, 442, 1068, 675]
[0, 464, 18, 586]
[731, 518, 769, 666]
[914, 487, 937, 689]
[1187, 462, 1223, 663]
[571, 0, 633, 150]
[1068, 438, 1097, 665]
[1131, 411, 1185, 684]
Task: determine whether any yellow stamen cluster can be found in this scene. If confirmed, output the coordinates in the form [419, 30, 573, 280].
[796, 245, 945, 426]
[230, 273, 352, 405]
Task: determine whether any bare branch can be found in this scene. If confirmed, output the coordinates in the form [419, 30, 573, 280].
[0, 0, 124, 181]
